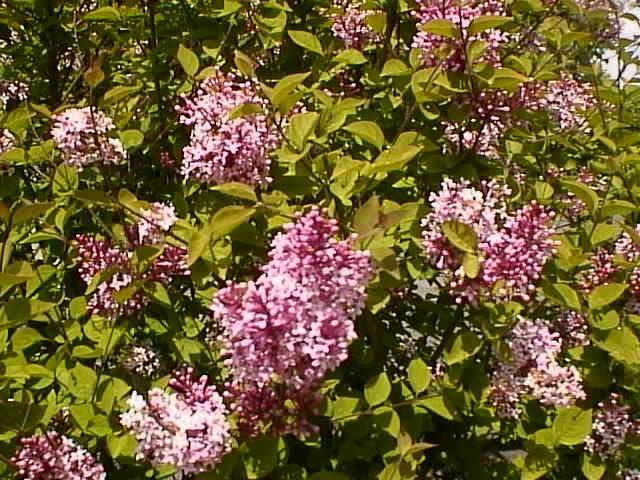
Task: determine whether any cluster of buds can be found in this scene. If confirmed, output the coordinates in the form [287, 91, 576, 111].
[585, 393, 640, 459]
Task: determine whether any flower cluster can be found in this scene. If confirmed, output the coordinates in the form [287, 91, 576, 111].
[329, 0, 381, 50]
[538, 74, 596, 131]
[412, 0, 509, 71]
[212, 207, 373, 435]
[422, 179, 557, 303]
[176, 70, 279, 186]
[585, 393, 639, 459]
[12, 431, 106, 480]
[0, 129, 17, 156]
[489, 317, 585, 418]
[121, 344, 161, 377]
[615, 226, 640, 262]
[72, 202, 189, 318]
[120, 367, 231, 475]
[578, 248, 617, 291]
[552, 310, 590, 348]
[50, 107, 126, 169]
[0, 79, 28, 111]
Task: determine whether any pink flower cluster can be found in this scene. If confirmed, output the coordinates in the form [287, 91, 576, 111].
[0, 79, 28, 111]
[121, 344, 161, 377]
[422, 178, 557, 303]
[615, 226, 640, 262]
[120, 368, 231, 475]
[72, 203, 189, 318]
[585, 393, 640, 459]
[552, 310, 590, 348]
[176, 70, 279, 186]
[578, 248, 617, 292]
[412, 0, 509, 71]
[50, 107, 126, 169]
[212, 207, 373, 435]
[538, 74, 596, 131]
[12, 431, 106, 480]
[0, 129, 17, 156]
[329, 0, 381, 50]
[490, 317, 586, 418]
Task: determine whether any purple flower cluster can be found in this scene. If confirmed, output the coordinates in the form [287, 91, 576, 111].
[212, 207, 373, 435]
[0, 129, 17, 156]
[422, 179, 557, 303]
[329, 0, 381, 50]
[412, 0, 509, 71]
[552, 310, 590, 348]
[72, 203, 189, 318]
[578, 248, 617, 292]
[615, 226, 640, 262]
[12, 431, 106, 480]
[50, 107, 126, 169]
[0, 79, 28, 111]
[490, 317, 586, 418]
[585, 393, 640, 459]
[120, 368, 231, 475]
[121, 344, 161, 377]
[538, 74, 596, 131]
[176, 70, 279, 186]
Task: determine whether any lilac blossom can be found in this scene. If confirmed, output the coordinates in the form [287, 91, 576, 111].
[329, 0, 381, 50]
[212, 207, 373, 435]
[11, 431, 106, 480]
[585, 393, 640, 459]
[490, 317, 586, 418]
[578, 248, 617, 291]
[120, 368, 231, 475]
[176, 70, 279, 186]
[50, 107, 126, 169]
[412, 0, 510, 71]
[121, 345, 161, 377]
[0, 129, 17, 156]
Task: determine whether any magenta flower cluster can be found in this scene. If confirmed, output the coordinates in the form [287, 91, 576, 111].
[412, 0, 509, 71]
[538, 74, 596, 131]
[120, 367, 231, 475]
[489, 317, 585, 418]
[72, 202, 189, 318]
[578, 248, 617, 292]
[212, 207, 373, 435]
[585, 393, 640, 459]
[11, 431, 106, 480]
[422, 178, 557, 303]
[50, 107, 126, 169]
[0, 129, 17, 156]
[176, 70, 279, 186]
[329, 0, 381, 50]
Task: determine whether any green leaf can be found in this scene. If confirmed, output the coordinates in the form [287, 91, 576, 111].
[106, 433, 137, 459]
[243, 435, 281, 479]
[444, 330, 482, 365]
[368, 144, 421, 174]
[535, 181, 554, 201]
[588, 283, 627, 310]
[560, 179, 599, 213]
[103, 85, 142, 104]
[188, 228, 212, 266]
[601, 200, 637, 217]
[52, 164, 78, 195]
[288, 30, 324, 55]
[552, 407, 592, 445]
[177, 44, 200, 76]
[381, 59, 411, 77]
[364, 372, 391, 406]
[83, 65, 105, 88]
[591, 223, 621, 246]
[581, 454, 605, 480]
[441, 221, 477, 253]
[353, 195, 380, 235]
[12, 202, 54, 225]
[597, 326, 640, 365]
[228, 103, 264, 120]
[212, 182, 257, 202]
[542, 282, 582, 310]
[84, 6, 121, 21]
[421, 19, 458, 38]
[119, 130, 144, 149]
[407, 358, 431, 394]
[287, 112, 319, 151]
[234, 50, 255, 77]
[492, 67, 528, 90]
[417, 395, 455, 420]
[210, 206, 256, 241]
[343, 121, 386, 150]
[145, 282, 171, 308]
[335, 49, 367, 65]
[462, 253, 480, 279]
[270, 73, 310, 112]
[468, 15, 512, 36]
[308, 473, 349, 480]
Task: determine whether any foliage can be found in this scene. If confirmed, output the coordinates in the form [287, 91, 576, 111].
[0, 0, 639, 478]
